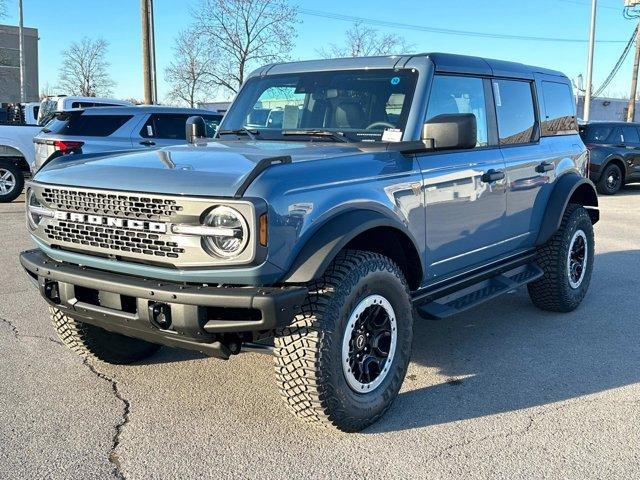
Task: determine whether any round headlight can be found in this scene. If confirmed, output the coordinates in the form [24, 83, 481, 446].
[202, 206, 249, 258]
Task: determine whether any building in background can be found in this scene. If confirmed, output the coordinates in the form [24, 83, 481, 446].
[576, 95, 640, 122]
[198, 101, 232, 114]
[0, 24, 39, 103]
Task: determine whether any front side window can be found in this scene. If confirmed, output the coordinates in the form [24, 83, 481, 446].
[141, 114, 221, 139]
[541, 81, 577, 136]
[221, 69, 419, 142]
[426, 75, 488, 147]
[493, 79, 536, 145]
[621, 126, 640, 144]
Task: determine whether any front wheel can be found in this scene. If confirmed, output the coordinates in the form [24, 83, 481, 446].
[274, 250, 413, 432]
[0, 160, 24, 203]
[528, 204, 595, 312]
[51, 307, 161, 364]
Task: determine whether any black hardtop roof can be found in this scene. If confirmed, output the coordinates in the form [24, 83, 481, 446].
[255, 52, 569, 81]
[426, 52, 567, 80]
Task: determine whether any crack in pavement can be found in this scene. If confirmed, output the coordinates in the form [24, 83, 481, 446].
[83, 359, 130, 480]
[428, 403, 571, 461]
[1, 312, 128, 479]
[0, 314, 62, 345]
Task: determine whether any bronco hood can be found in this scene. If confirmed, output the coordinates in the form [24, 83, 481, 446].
[33, 141, 366, 197]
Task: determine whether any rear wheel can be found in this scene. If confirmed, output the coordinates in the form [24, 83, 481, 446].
[51, 307, 161, 364]
[274, 250, 413, 432]
[528, 204, 594, 312]
[596, 163, 623, 195]
[0, 160, 24, 203]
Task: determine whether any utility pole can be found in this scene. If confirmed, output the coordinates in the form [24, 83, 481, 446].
[18, 0, 26, 103]
[584, 0, 597, 122]
[627, 26, 640, 122]
[626, 1, 640, 122]
[140, 0, 156, 104]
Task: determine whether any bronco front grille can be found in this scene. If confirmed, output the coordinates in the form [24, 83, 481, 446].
[41, 187, 184, 221]
[44, 221, 186, 259]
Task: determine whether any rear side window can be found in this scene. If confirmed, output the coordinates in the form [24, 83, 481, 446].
[580, 125, 612, 143]
[71, 102, 124, 109]
[541, 81, 577, 136]
[141, 114, 222, 139]
[426, 75, 489, 147]
[492, 79, 536, 145]
[46, 114, 133, 137]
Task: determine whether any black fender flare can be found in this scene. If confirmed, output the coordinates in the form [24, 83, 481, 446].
[535, 173, 599, 246]
[283, 209, 423, 284]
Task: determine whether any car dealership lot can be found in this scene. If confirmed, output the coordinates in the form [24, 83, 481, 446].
[1, 190, 639, 480]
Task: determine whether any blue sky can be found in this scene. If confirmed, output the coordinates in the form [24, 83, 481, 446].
[2, 0, 636, 102]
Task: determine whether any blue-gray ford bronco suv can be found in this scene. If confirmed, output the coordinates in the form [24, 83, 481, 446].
[20, 53, 599, 432]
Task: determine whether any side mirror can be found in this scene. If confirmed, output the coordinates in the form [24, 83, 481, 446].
[422, 113, 477, 150]
[186, 116, 207, 144]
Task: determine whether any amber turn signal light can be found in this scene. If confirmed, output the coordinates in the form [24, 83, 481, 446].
[259, 214, 268, 246]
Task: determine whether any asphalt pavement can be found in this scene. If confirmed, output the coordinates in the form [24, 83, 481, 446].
[1, 188, 639, 479]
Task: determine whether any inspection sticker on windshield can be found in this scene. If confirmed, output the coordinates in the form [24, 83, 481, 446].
[382, 128, 403, 143]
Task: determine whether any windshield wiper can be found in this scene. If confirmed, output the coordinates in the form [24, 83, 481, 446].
[282, 129, 349, 143]
[217, 127, 259, 140]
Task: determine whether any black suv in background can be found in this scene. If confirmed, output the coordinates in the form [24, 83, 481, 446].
[580, 122, 640, 195]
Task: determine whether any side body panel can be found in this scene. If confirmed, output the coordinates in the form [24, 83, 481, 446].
[417, 149, 507, 280]
[244, 151, 427, 283]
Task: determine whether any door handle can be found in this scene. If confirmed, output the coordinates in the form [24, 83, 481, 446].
[481, 169, 505, 183]
[536, 161, 554, 173]
[140, 140, 156, 146]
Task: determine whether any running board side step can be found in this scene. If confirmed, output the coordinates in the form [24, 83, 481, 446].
[416, 263, 543, 320]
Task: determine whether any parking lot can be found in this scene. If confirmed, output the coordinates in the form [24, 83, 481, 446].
[0, 188, 638, 479]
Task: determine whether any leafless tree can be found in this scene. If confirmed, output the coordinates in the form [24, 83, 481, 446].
[57, 37, 116, 97]
[165, 29, 213, 107]
[39, 82, 56, 100]
[318, 22, 413, 59]
[0, 0, 7, 19]
[192, 0, 298, 95]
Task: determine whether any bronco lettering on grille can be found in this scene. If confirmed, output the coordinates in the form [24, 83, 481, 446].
[53, 211, 167, 233]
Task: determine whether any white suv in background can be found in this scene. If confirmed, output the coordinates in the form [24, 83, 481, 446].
[32, 106, 223, 171]
[37, 96, 133, 126]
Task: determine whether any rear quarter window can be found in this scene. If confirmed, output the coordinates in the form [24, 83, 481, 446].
[46, 114, 133, 137]
[541, 81, 578, 136]
[580, 125, 612, 143]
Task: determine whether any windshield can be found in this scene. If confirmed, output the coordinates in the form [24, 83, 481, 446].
[38, 99, 58, 126]
[221, 69, 419, 142]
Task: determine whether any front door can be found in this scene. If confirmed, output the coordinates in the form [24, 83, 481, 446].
[417, 74, 507, 281]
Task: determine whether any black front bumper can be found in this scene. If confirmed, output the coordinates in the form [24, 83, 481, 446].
[20, 250, 307, 359]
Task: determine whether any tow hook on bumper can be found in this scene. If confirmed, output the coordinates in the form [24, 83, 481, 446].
[20, 249, 308, 359]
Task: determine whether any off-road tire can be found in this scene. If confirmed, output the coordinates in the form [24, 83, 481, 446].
[528, 204, 594, 312]
[596, 162, 623, 195]
[274, 250, 413, 432]
[0, 160, 24, 203]
[51, 307, 161, 364]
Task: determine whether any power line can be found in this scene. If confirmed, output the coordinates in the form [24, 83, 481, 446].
[557, 0, 620, 11]
[300, 9, 630, 44]
[592, 26, 638, 97]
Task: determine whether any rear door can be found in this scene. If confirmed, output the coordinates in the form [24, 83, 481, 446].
[417, 74, 508, 279]
[498, 78, 559, 248]
[616, 125, 640, 180]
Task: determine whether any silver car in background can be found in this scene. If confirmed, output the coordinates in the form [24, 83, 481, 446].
[32, 106, 223, 171]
